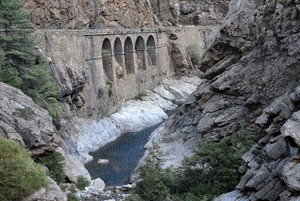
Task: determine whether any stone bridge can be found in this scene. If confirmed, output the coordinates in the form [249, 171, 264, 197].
[36, 26, 218, 117]
[84, 30, 160, 83]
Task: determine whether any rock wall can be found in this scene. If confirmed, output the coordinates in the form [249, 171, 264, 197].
[0, 82, 60, 158]
[151, 0, 229, 26]
[143, 0, 300, 200]
[20, 0, 155, 29]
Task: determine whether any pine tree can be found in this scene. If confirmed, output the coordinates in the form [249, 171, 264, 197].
[0, 0, 36, 69]
[0, 0, 59, 125]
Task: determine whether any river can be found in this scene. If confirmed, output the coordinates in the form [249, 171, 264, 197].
[84, 109, 177, 186]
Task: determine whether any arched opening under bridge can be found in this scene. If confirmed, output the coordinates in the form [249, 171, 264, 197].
[102, 38, 114, 81]
[124, 37, 135, 74]
[135, 36, 146, 71]
[146, 35, 157, 66]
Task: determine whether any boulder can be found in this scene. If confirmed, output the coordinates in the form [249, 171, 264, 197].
[56, 147, 91, 184]
[97, 159, 110, 164]
[282, 162, 300, 192]
[281, 111, 300, 147]
[91, 178, 106, 191]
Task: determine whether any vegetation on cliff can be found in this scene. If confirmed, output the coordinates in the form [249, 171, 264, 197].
[126, 124, 258, 200]
[0, 138, 48, 201]
[0, 0, 59, 122]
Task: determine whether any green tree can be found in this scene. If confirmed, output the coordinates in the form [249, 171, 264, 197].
[0, 48, 5, 80]
[0, 0, 59, 124]
[130, 144, 172, 201]
[0, 137, 48, 201]
[0, 0, 36, 69]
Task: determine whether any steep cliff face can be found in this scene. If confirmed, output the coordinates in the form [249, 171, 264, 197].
[20, 0, 155, 29]
[151, 0, 229, 26]
[20, 0, 228, 29]
[145, 0, 300, 200]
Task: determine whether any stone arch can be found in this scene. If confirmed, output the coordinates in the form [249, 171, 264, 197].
[102, 38, 114, 81]
[146, 35, 157, 66]
[114, 37, 124, 79]
[124, 37, 135, 74]
[135, 36, 146, 70]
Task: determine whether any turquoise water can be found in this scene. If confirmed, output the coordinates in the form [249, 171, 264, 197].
[84, 124, 160, 186]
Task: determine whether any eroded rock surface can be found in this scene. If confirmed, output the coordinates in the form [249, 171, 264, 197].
[20, 0, 154, 29]
[151, 0, 229, 26]
[50, 63, 87, 109]
[0, 82, 61, 158]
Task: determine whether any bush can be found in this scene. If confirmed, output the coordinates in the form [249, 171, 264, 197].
[67, 193, 79, 201]
[175, 123, 257, 200]
[123, 193, 144, 201]
[77, 175, 90, 190]
[186, 43, 202, 65]
[0, 137, 48, 201]
[40, 151, 65, 184]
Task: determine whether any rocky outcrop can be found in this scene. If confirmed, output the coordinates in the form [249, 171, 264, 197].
[142, 0, 300, 200]
[0, 82, 61, 158]
[50, 63, 87, 109]
[20, 0, 154, 29]
[151, 0, 229, 26]
[168, 41, 190, 74]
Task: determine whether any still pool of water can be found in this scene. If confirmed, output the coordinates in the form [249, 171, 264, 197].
[84, 124, 160, 186]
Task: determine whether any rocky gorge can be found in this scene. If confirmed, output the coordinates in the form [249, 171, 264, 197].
[1, 0, 300, 200]
[140, 0, 300, 200]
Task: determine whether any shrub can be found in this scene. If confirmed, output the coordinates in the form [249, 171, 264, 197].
[67, 193, 79, 201]
[12, 107, 34, 120]
[123, 193, 144, 201]
[0, 137, 48, 201]
[134, 91, 147, 101]
[102, 49, 111, 61]
[175, 123, 257, 200]
[77, 175, 90, 190]
[40, 151, 65, 184]
[186, 43, 202, 65]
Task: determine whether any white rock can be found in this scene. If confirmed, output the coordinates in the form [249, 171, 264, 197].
[97, 159, 109, 164]
[91, 178, 106, 191]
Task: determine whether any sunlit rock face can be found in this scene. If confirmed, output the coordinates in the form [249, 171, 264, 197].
[0, 82, 61, 158]
[20, 0, 154, 29]
[140, 0, 300, 200]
